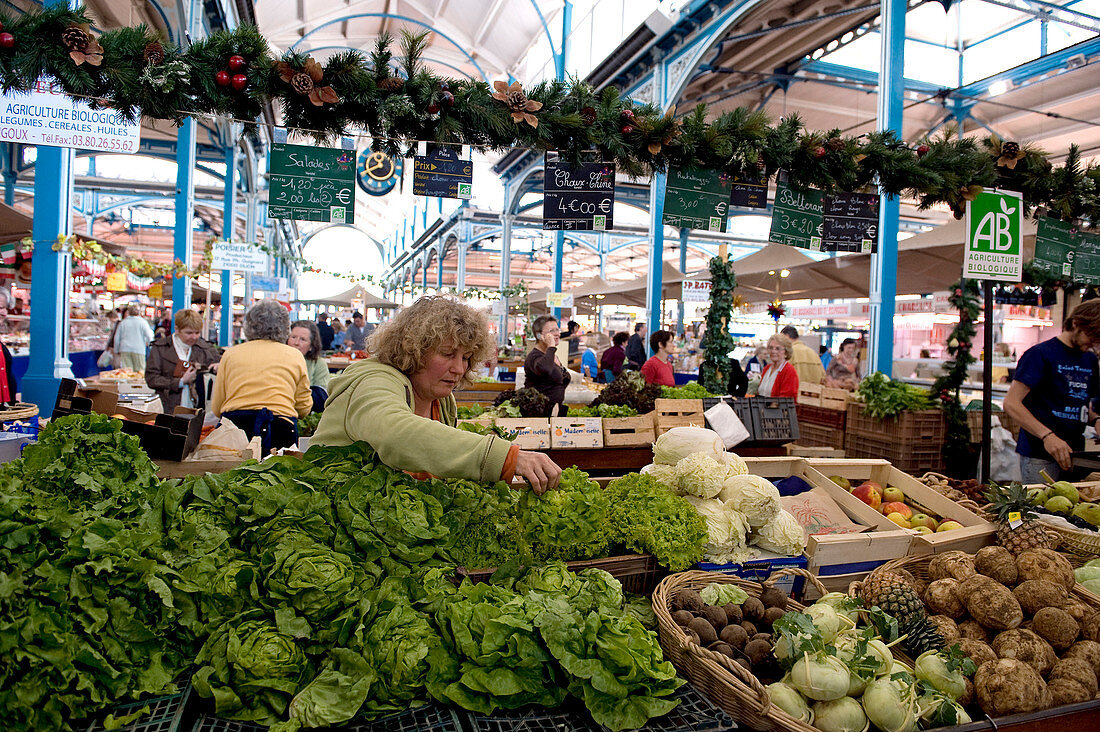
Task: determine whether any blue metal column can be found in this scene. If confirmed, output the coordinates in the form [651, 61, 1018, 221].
[422, 259, 429, 292]
[220, 141, 236, 346]
[869, 0, 906, 375]
[436, 248, 444, 290]
[24, 115, 74, 410]
[645, 171, 667, 355]
[677, 227, 688, 336]
[173, 119, 197, 320]
[2, 144, 16, 206]
[552, 231, 564, 319]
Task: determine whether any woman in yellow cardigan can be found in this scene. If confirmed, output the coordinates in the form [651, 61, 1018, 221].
[211, 299, 312, 453]
[312, 296, 560, 494]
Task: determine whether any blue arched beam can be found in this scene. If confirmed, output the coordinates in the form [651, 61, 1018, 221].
[290, 14, 489, 82]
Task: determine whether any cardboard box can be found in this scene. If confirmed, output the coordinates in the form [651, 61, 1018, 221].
[495, 418, 550, 449]
[805, 458, 995, 556]
[551, 417, 604, 448]
[654, 398, 705, 435]
[603, 412, 656, 447]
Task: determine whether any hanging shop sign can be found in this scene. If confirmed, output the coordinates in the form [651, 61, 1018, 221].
[822, 192, 879, 253]
[681, 280, 712, 302]
[0, 77, 140, 153]
[964, 189, 1023, 282]
[251, 274, 281, 293]
[147, 283, 163, 300]
[662, 166, 731, 232]
[767, 175, 823, 250]
[268, 143, 356, 223]
[356, 149, 402, 196]
[728, 173, 768, 210]
[210, 241, 268, 274]
[413, 145, 472, 199]
[1033, 217, 1079, 279]
[105, 271, 127, 291]
[1072, 232, 1100, 286]
[546, 292, 575, 308]
[543, 159, 615, 231]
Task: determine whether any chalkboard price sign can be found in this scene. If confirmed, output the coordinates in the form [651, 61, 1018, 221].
[1034, 217, 1079, 279]
[268, 143, 356, 223]
[822, 192, 879, 253]
[662, 166, 731, 232]
[768, 175, 823, 250]
[1074, 230, 1100, 285]
[729, 173, 768, 210]
[413, 145, 473, 199]
[543, 159, 615, 230]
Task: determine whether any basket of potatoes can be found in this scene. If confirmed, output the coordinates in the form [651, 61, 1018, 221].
[652, 567, 829, 732]
[868, 547, 1100, 719]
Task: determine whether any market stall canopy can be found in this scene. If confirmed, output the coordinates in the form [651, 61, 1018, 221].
[0, 202, 32, 242]
[730, 219, 1039, 303]
[297, 283, 399, 309]
[528, 275, 622, 311]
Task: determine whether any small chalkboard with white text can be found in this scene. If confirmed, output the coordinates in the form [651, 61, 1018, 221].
[543, 159, 615, 231]
[822, 192, 879, 253]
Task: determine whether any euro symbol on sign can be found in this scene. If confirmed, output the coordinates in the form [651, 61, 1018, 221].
[335, 190, 351, 205]
[715, 202, 727, 216]
[364, 151, 393, 182]
[597, 199, 611, 213]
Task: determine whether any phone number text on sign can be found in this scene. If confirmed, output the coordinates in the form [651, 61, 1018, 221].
[0, 77, 141, 153]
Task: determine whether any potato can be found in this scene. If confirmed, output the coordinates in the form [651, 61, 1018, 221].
[1016, 549, 1075, 591]
[974, 658, 1052, 715]
[1013, 579, 1069, 615]
[928, 551, 976, 582]
[965, 580, 1023, 630]
[975, 545, 1018, 586]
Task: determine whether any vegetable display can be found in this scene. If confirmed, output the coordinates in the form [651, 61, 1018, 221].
[1, 414, 709, 731]
[855, 372, 934, 420]
[592, 371, 662, 415]
[568, 403, 639, 418]
[661, 383, 721, 399]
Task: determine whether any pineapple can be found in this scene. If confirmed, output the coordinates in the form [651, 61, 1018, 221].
[859, 570, 925, 626]
[899, 614, 946, 657]
[984, 482, 1054, 556]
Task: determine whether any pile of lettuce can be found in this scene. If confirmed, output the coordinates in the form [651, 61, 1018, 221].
[0, 416, 698, 732]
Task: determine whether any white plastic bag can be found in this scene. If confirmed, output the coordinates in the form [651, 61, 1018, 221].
[704, 401, 751, 448]
[186, 419, 251, 461]
[989, 416, 1022, 483]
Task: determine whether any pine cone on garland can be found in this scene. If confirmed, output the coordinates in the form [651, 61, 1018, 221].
[63, 24, 103, 67]
[290, 72, 313, 95]
[276, 57, 339, 107]
[377, 76, 405, 92]
[997, 140, 1026, 169]
[142, 41, 165, 66]
[61, 25, 89, 52]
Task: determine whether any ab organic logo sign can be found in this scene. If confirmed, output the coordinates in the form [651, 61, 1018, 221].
[964, 189, 1023, 282]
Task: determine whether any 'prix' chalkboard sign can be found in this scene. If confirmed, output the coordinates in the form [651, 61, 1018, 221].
[413, 145, 473, 199]
[663, 166, 731, 232]
[543, 159, 615, 231]
[768, 175, 823, 250]
[1034, 217, 1078, 279]
[268, 143, 356, 223]
[822, 192, 879, 253]
[729, 173, 768, 210]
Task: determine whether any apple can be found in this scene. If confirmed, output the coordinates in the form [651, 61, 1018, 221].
[881, 501, 913, 520]
[911, 526, 933, 535]
[862, 480, 884, 496]
[882, 486, 905, 504]
[937, 520, 964, 532]
[909, 513, 938, 531]
[852, 484, 882, 510]
[886, 512, 911, 529]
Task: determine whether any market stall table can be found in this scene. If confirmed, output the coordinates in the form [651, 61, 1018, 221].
[541, 444, 788, 475]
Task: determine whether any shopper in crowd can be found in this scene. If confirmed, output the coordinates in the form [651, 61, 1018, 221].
[625, 322, 647, 368]
[345, 311, 368, 352]
[641, 329, 677, 387]
[600, 331, 629, 381]
[145, 309, 221, 413]
[1004, 299, 1100, 482]
[564, 320, 583, 358]
[581, 338, 599, 380]
[780, 326, 825, 386]
[819, 344, 832, 370]
[289, 319, 330, 412]
[759, 333, 799, 398]
[0, 339, 16, 406]
[824, 337, 862, 390]
[211, 299, 312, 453]
[331, 318, 346, 349]
[744, 343, 767, 377]
[113, 304, 154, 371]
[101, 310, 120, 368]
[316, 312, 335, 351]
[524, 315, 571, 417]
[727, 357, 748, 398]
[312, 296, 561, 493]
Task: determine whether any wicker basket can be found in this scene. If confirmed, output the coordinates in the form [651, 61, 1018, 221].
[652, 568, 827, 732]
[974, 501, 1100, 560]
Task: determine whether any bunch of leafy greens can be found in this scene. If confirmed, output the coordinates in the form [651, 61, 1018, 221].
[855, 372, 934, 419]
[569, 403, 639, 418]
[489, 387, 548, 418]
[297, 412, 323, 437]
[520, 467, 610, 561]
[455, 404, 485, 419]
[604, 473, 708, 572]
[455, 422, 517, 440]
[592, 371, 662, 415]
[661, 383, 720, 399]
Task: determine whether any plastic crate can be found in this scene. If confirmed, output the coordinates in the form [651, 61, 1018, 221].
[795, 421, 845, 450]
[639, 680, 737, 732]
[455, 553, 666, 596]
[843, 431, 945, 474]
[846, 403, 945, 443]
[192, 703, 465, 732]
[745, 396, 799, 445]
[795, 402, 846, 431]
[86, 685, 194, 732]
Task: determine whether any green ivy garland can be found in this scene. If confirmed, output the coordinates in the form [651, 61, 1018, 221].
[2, 5, 1099, 223]
[700, 255, 737, 394]
[932, 279, 981, 476]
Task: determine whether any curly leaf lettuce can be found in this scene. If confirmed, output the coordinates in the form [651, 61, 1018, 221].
[519, 467, 609, 561]
[605, 473, 708, 572]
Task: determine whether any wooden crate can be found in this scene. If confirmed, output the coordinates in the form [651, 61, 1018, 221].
[820, 387, 851, 411]
[966, 409, 1021, 442]
[494, 418, 550, 449]
[654, 398, 705, 435]
[602, 412, 656, 447]
[550, 417, 604, 448]
[452, 381, 514, 406]
[786, 444, 845, 458]
[804, 458, 995, 556]
[797, 382, 822, 407]
[796, 421, 846, 450]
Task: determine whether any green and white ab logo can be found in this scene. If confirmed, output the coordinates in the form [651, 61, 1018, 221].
[965, 189, 1022, 282]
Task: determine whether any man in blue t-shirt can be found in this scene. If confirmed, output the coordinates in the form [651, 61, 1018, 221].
[1005, 299, 1100, 482]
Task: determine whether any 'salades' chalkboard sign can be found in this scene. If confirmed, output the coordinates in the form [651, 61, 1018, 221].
[822, 192, 879, 253]
[729, 173, 768, 210]
[543, 159, 615, 231]
[768, 175, 823, 250]
[268, 143, 356, 223]
[413, 144, 473, 199]
[662, 166, 731, 232]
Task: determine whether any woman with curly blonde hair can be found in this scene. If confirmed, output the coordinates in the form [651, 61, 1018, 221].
[312, 296, 560, 493]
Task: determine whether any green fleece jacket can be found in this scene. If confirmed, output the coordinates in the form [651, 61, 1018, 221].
[311, 359, 512, 482]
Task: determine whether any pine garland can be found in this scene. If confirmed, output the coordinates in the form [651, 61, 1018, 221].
[0, 5, 1096, 225]
[700, 255, 737, 394]
[932, 279, 981, 476]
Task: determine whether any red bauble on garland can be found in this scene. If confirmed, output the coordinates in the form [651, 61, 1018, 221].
[230, 73, 248, 91]
[812, 146, 826, 159]
[426, 102, 440, 114]
[441, 91, 454, 108]
[215, 70, 230, 87]
[917, 144, 931, 157]
[621, 124, 634, 135]
[228, 55, 246, 72]
[0, 32, 14, 50]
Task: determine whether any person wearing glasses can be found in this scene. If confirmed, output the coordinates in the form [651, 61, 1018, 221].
[524, 315, 571, 417]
